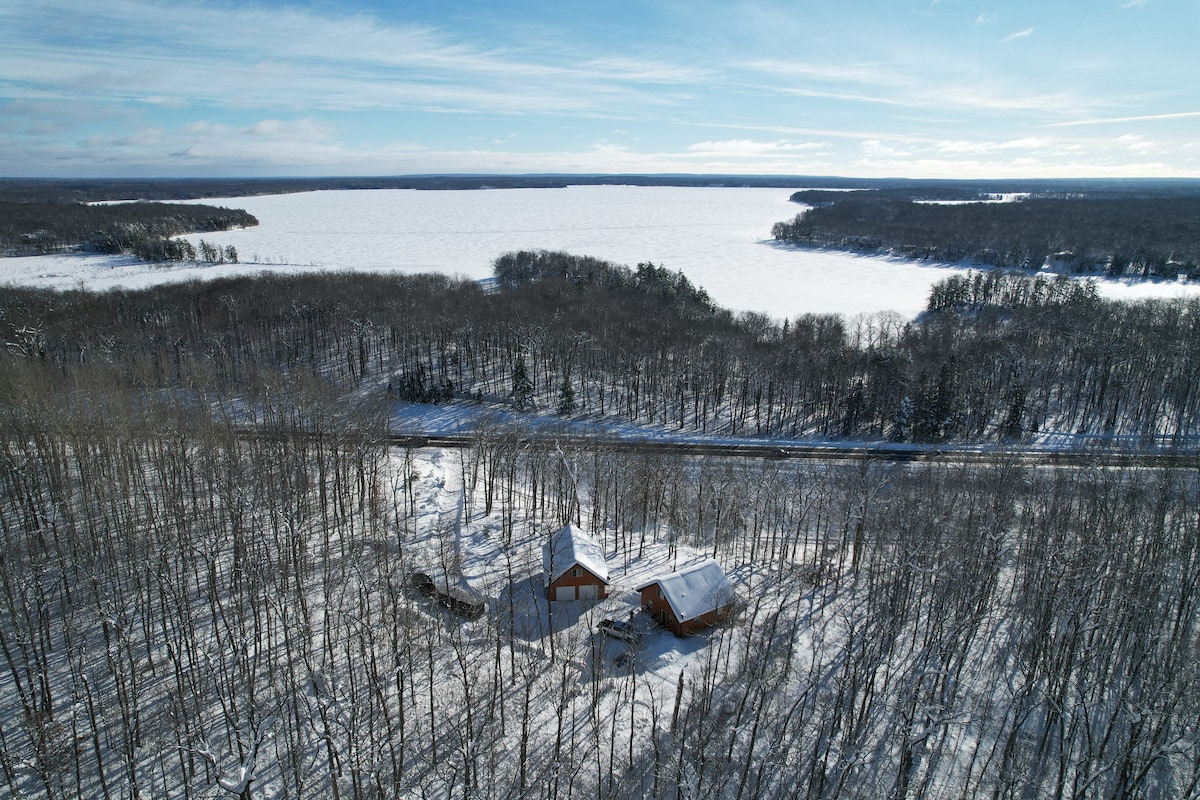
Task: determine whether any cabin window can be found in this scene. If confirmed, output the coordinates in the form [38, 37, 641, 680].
[571, 568, 581, 577]
[657, 588, 663, 599]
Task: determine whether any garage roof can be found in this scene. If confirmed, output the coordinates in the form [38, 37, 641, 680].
[543, 524, 610, 586]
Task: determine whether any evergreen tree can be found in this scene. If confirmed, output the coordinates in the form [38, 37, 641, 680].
[511, 357, 534, 410]
[557, 375, 576, 416]
[1001, 383, 1026, 439]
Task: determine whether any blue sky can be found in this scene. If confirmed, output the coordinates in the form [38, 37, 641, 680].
[1, 0, 1196, 178]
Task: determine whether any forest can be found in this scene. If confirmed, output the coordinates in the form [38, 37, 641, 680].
[1, 254, 1197, 798]
[0, 200, 256, 259]
[772, 191, 1200, 279]
[3, 250, 1197, 446]
[4, 176, 1199, 204]
[0, 176, 817, 204]
[0, 177, 1072, 205]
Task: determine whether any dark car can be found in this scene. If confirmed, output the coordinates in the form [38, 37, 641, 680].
[412, 571, 487, 619]
[412, 571, 437, 596]
[437, 586, 487, 620]
[599, 617, 640, 643]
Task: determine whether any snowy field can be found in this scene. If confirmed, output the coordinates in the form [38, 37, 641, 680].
[6, 185, 1198, 319]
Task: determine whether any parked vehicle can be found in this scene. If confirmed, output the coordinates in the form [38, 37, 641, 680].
[412, 571, 437, 596]
[437, 586, 487, 620]
[599, 617, 640, 643]
[412, 571, 487, 619]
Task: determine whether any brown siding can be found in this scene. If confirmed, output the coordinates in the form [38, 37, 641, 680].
[640, 583, 684, 636]
[678, 608, 724, 636]
[639, 582, 731, 637]
[547, 564, 608, 601]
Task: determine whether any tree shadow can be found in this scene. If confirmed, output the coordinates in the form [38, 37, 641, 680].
[501, 573, 605, 644]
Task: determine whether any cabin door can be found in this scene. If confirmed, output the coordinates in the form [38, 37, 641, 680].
[578, 584, 598, 601]
[555, 586, 576, 602]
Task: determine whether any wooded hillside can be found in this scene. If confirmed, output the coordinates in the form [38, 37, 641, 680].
[2, 253, 1196, 445]
[773, 193, 1200, 278]
[0, 200, 257, 257]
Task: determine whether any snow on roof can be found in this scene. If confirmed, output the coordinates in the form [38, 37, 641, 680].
[637, 560, 734, 623]
[543, 524, 610, 586]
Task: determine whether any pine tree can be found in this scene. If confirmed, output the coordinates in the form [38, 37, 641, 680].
[1001, 384, 1026, 439]
[557, 375, 576, 416]
[511, 357, 534, 410]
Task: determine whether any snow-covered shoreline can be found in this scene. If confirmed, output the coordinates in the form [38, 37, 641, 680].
[9, 186, 1197, 319]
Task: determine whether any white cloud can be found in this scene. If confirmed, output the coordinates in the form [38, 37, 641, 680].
[0, 99, 135, 134]
[1047, 110, 1200, 127]
[936, 140, 987, 154]
[2, 0, 1196, 179]
[686, 139, 825, 155]
[0, 0, 700, 119]
[580, 57, 709, 85]
[850, 151, 1182, 180]
[743, 59, 885, 81]
[1001, 137, 1044, 149]
[1003, 27, 1035, 42]
[69, 117, 354, 169]
[747, 57, 1083, 115]
[927, 85, 1077, 114]
[934, 137, 1058, 156]
[1117, 133, 1156, 154]
[861, 139, 916, 159]
[3, 124, 1194, 179]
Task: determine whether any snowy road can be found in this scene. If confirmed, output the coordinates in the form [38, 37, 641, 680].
[385, 432, 1198, 468]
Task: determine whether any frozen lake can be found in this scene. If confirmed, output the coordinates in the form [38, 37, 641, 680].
[6, 185, 1198, 319]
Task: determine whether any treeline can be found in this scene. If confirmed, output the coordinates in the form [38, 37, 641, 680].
[1, 369, 1197, 797]
[0, 200, 256, 258]
[119, 236, 241, 264]
[6, 176, 1200, 204]
[0, 176, 813, 205]
[1, 255, 1197, 445]
[772, 193, 1200, 278]
[494, 249, 715, 310]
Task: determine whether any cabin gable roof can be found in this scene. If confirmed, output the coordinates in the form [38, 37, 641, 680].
[543, 524, 609, 586]
[637, 559, 734, 623]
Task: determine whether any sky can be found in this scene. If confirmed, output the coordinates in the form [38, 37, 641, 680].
[1, 0, 1197, 179]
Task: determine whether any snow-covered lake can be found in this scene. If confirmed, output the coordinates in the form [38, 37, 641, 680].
[5, 185, 1198, 319]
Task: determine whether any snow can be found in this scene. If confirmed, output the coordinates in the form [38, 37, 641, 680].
[914, 193, 1030, 204]
[217, 762, 255, 795]
[5, 391, 1195, 796]
[543, 523, 610, 586]
[395, 442, 741, 706]
[388, 398, 1199, 456]
[0, 250, 294, 291]
[9, 186, 1195, 320]
[637, 559, 735, 623]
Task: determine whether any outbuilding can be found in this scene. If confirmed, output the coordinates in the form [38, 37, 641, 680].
[544, 524, 610, 602]
[637, 560, 735, 636]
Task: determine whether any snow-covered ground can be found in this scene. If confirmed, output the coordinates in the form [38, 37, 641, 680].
[6, 186, 1197, 319]
[352, 443, 795, 798]
[3, 401, 1194, 797]
[402, 446, 727, 672]
[389, 400, 1196, 454]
